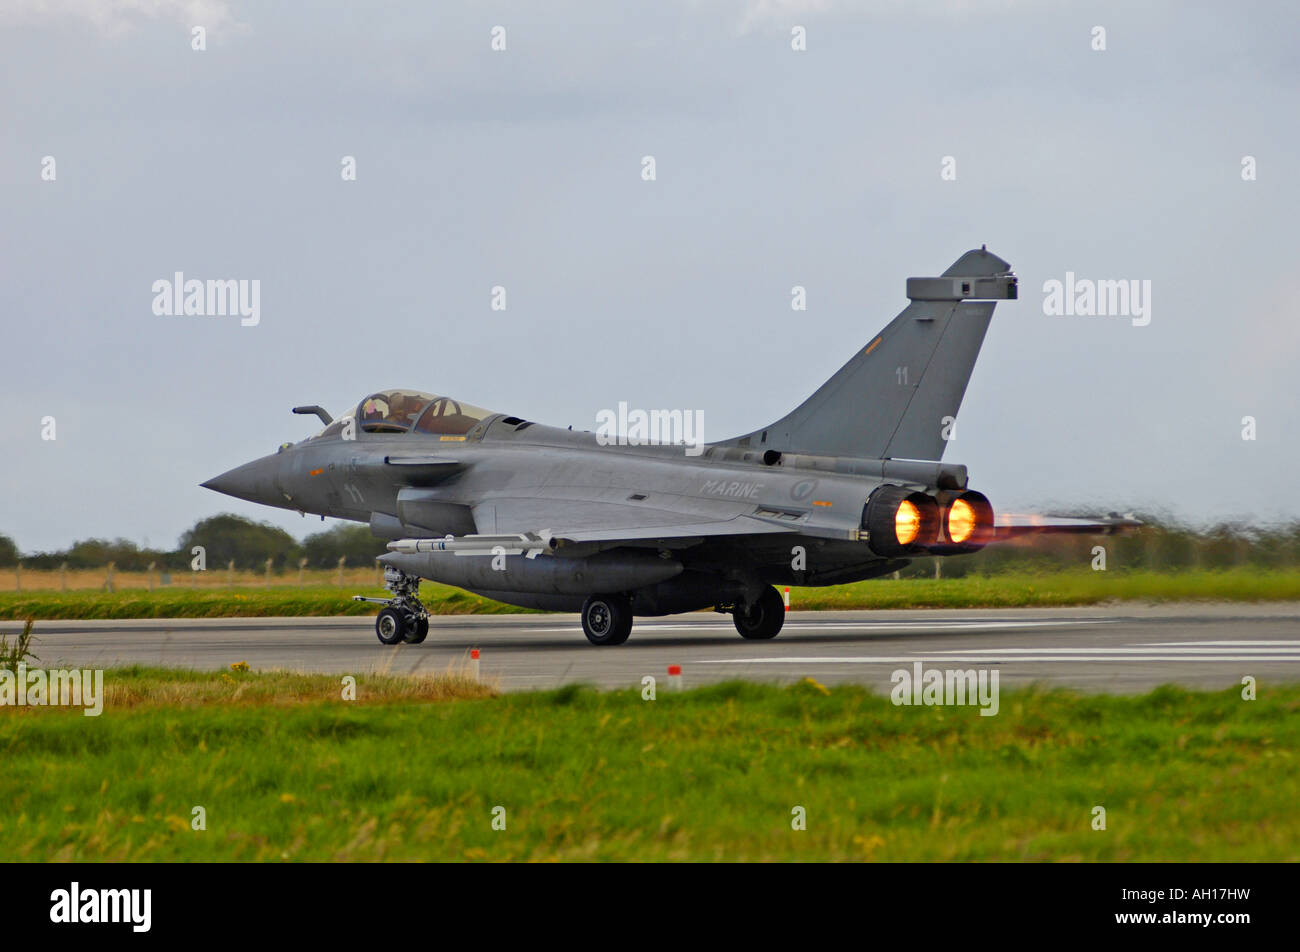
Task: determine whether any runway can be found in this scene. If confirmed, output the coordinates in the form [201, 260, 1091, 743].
[21, 602, 1300, 693]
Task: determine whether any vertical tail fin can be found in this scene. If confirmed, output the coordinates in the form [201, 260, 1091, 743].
[723, 248, 1016, 461]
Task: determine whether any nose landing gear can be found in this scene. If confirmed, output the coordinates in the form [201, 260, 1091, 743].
[354, 566, 430, 644]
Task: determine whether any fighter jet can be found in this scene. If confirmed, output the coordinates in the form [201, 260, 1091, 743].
[203, 248, 1135, 646]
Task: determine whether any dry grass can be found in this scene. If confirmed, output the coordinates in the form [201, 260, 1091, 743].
[84, 662, 499, 710]
[0, 617, 36, 669]
[4, 566, 386, 593]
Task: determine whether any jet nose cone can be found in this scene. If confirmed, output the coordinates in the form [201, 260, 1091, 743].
[201, 456, 282, 505]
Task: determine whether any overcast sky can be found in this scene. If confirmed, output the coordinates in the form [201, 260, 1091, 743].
[3, 0, 1297, 552]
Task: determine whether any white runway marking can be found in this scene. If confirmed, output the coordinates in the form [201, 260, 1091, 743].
[783, 620, 1111, 632]
[1135, 641, 1300, 647]
[700, 638, 1300, 665]
[701, 653, 1300, 664]
[522, 619, 1110, 635]
[934, 645, 1300, 655]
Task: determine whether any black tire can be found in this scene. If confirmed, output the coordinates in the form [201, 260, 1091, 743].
[375, 607, 407, 645]
[581, 594, 633, 646]
[403, 617, 429, 644]
[733, 586, 786, 640]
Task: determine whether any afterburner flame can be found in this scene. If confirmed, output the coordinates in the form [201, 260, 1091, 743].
[895, 499, 921, 545]
[948, 498, 976, 544]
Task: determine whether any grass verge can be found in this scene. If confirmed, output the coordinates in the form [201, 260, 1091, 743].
[0, 583, 535, 620]
[1, 668, 1296, 861]
[793, 567, 1300, 610]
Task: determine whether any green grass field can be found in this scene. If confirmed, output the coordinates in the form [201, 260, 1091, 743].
[2, 567, 1298, 620]
[2, 667, 1296, 861]
[0, 582, 535, 620]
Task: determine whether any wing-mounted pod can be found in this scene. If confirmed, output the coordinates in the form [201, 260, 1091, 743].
[388, 532, 557, 559]
[862, 485, 941, 557]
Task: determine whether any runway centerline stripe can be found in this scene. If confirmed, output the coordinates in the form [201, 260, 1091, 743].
[698, 655, 1300, 664]
[518, 620, 1110, 634]
[933, 646, 1300, 655]
[1133, 640, 1300, 647]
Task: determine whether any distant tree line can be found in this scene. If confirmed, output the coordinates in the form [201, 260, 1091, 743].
[0, 514, 1298, 575]
[0, 515, 387, 573]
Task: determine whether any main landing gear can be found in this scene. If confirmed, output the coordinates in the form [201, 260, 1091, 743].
[354, 566, 430, 645]
[728, 585, 785, 640]
[581, 593, 633, 646]
[579, 584, 787, 646]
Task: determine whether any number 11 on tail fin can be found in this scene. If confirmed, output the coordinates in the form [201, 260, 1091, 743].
[720, 247, 1017, 463]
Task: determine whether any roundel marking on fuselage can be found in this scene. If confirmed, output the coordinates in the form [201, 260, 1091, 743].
[791, 478, 818, 501]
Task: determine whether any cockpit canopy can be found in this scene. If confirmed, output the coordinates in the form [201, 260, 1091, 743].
[358, 389, 436, 432]
[314, 389, 496, 439]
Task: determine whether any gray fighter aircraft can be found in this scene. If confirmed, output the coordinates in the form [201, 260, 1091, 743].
[203, 248, 1135, 646]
